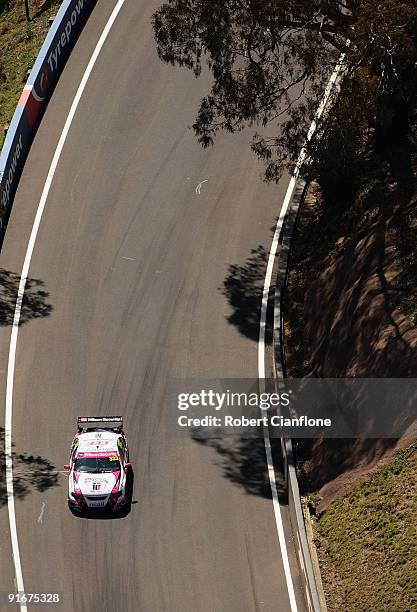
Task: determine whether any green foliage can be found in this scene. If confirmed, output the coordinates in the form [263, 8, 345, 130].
[153, 1, 417, 183]
[315, 444, 417, 611]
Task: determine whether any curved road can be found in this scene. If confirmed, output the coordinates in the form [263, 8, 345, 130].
[0, 1, 305, 610]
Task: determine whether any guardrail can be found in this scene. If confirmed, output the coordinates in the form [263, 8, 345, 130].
[273, 178, 325, 612]
[0, 0, 97, 235]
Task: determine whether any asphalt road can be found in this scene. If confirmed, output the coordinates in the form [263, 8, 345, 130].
[0, 1, 305, 610]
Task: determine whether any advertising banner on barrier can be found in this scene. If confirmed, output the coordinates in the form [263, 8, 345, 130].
[0, 0, 96, 231]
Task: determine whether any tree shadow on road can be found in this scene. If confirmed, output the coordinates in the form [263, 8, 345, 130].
[220, 245, 268, 342]
[0, 427, 59, 507]
[0, 268, 52, 325]
[192, 434, 287, 500]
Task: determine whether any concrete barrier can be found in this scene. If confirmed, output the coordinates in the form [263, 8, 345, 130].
[273, 178, 325, 612]
[0, 0, 97, 233]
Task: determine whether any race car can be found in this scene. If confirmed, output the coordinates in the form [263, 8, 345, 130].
[65, 416, 132, 514]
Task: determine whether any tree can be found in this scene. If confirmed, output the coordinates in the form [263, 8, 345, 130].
[23, 0, 30, 21]
[152, 1, 417, 182]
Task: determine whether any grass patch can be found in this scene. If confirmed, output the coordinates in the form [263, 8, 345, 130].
[314, 444, 417, 612]
[0, 0, 61, 149]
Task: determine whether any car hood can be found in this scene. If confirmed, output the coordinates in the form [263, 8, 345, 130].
[77, 472, 118, 495]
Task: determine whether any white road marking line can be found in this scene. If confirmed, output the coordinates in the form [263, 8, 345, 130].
[4, 1, 128, 609]
[121, 256, 136, 261]
[37, 502, 46, 525]
[258, 52, 347, 612]
[195, 179, 208, 194]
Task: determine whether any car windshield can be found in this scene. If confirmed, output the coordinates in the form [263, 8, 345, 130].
[74, 456, 120, 472]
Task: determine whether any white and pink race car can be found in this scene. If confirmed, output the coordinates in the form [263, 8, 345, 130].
[65, 416, 132, 514]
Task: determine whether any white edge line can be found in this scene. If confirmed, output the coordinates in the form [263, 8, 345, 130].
[5, 1, 127, 610]
[258, 52, 347, 612]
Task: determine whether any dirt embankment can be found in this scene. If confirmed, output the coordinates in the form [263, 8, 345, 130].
[284, 138, 417, 512]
